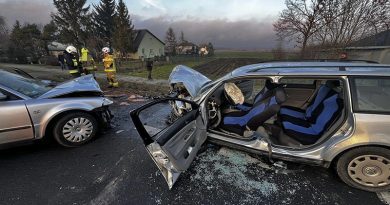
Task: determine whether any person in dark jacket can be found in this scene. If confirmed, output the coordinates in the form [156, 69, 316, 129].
[64, 46, 82, 78]
[58, 52, 65, 70]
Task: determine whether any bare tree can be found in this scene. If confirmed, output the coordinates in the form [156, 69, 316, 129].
[165, 27, 177, 56]
[0, 16, 9, 60]
[314, 0, 389, 48]
[274, 0, 325, 57]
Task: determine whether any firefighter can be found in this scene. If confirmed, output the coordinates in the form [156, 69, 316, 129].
[102, 47, 119, 88]
[64, 46, 82, 77]
[80, 47, 97, 78]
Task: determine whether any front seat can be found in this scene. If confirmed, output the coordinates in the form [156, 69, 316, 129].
[220, 87, 287, 135]
[236, 80, 279, 111]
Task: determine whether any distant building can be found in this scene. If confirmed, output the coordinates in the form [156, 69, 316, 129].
[48, 42, 67, 57]
[176, 41, 199, 55]
[345, 29, 390, 64]
[314, 30, 390, 63]
[129, 29, 165, 60]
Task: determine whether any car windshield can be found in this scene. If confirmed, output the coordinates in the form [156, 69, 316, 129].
[0, 70, 52, 98]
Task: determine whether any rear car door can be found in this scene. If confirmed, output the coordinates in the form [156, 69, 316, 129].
[0, 89, 34, 144]
[130, 98, 207, 189]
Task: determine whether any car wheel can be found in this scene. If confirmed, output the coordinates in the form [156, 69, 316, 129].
[53, 112, 98, 147]
[336, 146, 390, 192]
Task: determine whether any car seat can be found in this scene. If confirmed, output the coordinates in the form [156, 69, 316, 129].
[280, 88, 343, 145]
[220, 87, 286, 135]
[279, 80, 340, 123]
[236, 80, 279, 111]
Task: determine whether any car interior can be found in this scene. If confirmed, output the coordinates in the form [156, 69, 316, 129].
[206, 77, 345, 148]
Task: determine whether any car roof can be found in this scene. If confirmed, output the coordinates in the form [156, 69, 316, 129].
[230, 62, 390, 78]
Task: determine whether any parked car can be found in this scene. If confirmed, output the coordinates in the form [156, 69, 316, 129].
[0, 69, 113, 147]
[131, 61, 390, 192]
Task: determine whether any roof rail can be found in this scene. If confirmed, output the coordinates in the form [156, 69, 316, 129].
[259, 59, 379, 64]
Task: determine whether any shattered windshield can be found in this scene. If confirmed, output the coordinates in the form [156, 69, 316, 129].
[0, 70, 51, 98]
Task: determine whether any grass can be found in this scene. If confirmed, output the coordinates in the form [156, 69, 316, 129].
[126, 50, 299, 80]
[214, 50, 274, 59]
[128, 60, 210, 80]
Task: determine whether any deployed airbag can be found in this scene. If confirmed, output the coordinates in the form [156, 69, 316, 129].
[224, 83, 244, 105]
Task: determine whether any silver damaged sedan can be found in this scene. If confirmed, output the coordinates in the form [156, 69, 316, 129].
[0, 69, 113, 147]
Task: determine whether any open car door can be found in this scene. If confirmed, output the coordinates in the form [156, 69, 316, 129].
[130, 98, 207, 189]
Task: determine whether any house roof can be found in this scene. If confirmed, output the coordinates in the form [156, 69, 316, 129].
[48, 42, 67, 51]
[133, 29, 165, 51]
[350, 29, 390, 47]
[177, 41, 197, 47]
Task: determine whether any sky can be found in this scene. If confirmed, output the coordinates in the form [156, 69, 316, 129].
[0, 0, 286, 50]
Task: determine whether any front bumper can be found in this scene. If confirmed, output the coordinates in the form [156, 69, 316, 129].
[95, 97, 114, 128]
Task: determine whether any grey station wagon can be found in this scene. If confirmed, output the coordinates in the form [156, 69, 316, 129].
[0, 70, 113, 148]
[131, 61, 390, 192]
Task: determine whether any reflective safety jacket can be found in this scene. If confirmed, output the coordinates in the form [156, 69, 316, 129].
[80, 47, 89, 62]
[103, 54, 116, 72]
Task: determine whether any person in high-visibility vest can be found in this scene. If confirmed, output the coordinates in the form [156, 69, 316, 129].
[102, 47, 119, 88]
[64, 46, 82, 78]
[80, 47, 97, 78]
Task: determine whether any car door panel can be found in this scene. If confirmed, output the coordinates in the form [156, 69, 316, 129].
[0, 100, 34, 144]
[283, 84, 316, 107]
[131, 98, 207, 189]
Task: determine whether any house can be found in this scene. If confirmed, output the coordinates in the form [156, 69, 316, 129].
[129, 29, 165, 60]
[344, 29, 390, 64]
[47, 42, 67, 57]
[198, 43, 214, 56]
[314, 30, 390, 63]
[176, 41, 198, 55]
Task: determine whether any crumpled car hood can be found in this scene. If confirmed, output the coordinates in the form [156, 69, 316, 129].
[169, 65, 211, 97]
[38, 75, 102, 99]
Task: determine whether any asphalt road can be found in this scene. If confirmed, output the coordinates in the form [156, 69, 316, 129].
[0, 101, 387, 205]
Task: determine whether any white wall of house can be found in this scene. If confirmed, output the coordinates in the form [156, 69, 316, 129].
[136, 32, 165, 59]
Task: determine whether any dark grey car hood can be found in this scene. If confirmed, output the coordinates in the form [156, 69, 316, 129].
[38, 75, 102, 99]
[169, 65, 211, 97]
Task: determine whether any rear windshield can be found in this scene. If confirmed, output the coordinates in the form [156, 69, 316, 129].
[0, 70, 51, 98]
[351, 77, 390, 113]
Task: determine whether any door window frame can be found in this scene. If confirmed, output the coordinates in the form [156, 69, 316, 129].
[349, 76, 390, 115]
[130, 97, 199, 146]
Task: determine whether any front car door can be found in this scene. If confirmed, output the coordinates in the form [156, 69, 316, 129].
[0, 88, 34, 144]
[130, 98, 207, 189]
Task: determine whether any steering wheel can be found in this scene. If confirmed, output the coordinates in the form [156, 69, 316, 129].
[224, 83, 244, 105]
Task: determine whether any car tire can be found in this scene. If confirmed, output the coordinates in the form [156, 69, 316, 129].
[336, 146, 390, 192]
[53, 112, 98, 147]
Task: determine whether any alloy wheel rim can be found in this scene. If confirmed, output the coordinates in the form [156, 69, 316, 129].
[347, 155, 390, 187]
[62, 117, 93, 143]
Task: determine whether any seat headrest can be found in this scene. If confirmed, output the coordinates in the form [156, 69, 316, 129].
[325, 80, 340, 89]
[274, 87, 287, 104]
[265, 79, 278, 90]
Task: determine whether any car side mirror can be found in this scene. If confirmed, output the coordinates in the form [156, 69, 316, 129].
[0, 91, 8, 100]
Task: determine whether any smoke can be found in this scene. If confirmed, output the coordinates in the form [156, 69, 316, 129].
[134, 16, 278, 50]
[0, 0, 54, 26]
[0, 0, 280, 49]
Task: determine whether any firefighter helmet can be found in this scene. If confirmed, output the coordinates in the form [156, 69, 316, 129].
[66, 46, 77, 54]
[102, 47, 110, 54]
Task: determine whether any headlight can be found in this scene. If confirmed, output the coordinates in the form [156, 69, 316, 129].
[102, 98, 114, 106]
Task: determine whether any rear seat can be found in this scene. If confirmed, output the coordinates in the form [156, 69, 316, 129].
[279, 80, 339, 122]
[278, 80, 343, 145]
